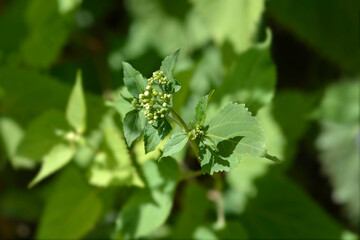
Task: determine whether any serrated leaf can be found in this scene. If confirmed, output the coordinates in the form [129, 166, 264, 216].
[123, 110, 145, 147]
[144, 120, 172, 153]
[122, 62, 147, 97]
[29, 144, 76, 188]
[200, 103, 267, 174]
[195, 90, 215, 125]
[17, 110, 69, 161]
[160, 49, 181, 93]
[163, 132, 189, 157]
[114, 157, 180, 239]
[36, 166, 102, 239]
[66, 70, 87, 133]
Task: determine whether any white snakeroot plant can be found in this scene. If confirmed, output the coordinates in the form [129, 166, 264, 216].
[121, 50, 278, 174]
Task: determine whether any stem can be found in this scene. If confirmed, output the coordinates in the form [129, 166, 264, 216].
[169, 108, 199, 158]
[181, 170, 203, 180]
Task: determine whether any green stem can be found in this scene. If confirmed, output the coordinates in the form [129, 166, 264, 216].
[169, 108, 199, 158]
[181, 170, 203, 180]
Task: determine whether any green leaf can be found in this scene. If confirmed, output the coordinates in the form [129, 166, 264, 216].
[171, 183, 212, 239]
[122, 62, 147, 97]
[163, 132, 189, 157]
[20, 0, 74, 69]
[144, 119, 172, 153]
[109, 87, 134, 122]
[17, 110, 69, 161]
[66, 70, 87, 134]
[29, 143, 75, 188]
[114, 157, 180, 239]
[0, 117, 35, 169]
[0, 66, 105, 129]
[195, 90, 215, 125]
[200, 103, 267, 174]
[88, 113, 144, 188]
[215, 33, 276, 114]
[191, 0, 265, 53]
[268, 0, 359, 73]
[123, 110, 145, 147]
[36, 166, 102, 239]
[238, 173, 354, 239]
[160, 49, 181, 93]
[316, 80, 360, 225]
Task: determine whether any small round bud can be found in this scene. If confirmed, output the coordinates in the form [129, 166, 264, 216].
[154, 115, 158, 120]
[144, 91, 149, 96]
[139, 94, 144, 99]
[162, 102, 167, 107]
[150, 98, 155, 103]
[149, 120, 154, 125]
[146, 85, 151, 90]
[152, 89, 158, 96]
[161, 114, 165, 118]
[159, 92, 163, 96]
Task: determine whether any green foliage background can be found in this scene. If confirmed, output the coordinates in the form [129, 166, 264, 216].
[0, 0, 359, 239]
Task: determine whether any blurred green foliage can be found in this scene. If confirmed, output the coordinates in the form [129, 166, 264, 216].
[0, 0, 359, 239]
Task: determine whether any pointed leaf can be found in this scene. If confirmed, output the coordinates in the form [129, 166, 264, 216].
[200, 103, 267, 174]
[195, 90, 215, 125]
[66, 70, 87, 133]
[36, 166, 102, 239]
[114, 158, 180, 239]
[163, 132, 189, 157]
[29, 144, 76, 187]
[123, 110, 145, 147]
[122, 62, 147, 97]
[160, 49, 181, 93]
[89, 113, 143, 188]
[144, 120, 172, 154]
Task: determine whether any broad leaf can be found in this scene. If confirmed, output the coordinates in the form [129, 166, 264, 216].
[88, 113, 143, 188]
[17, 110, 69, 161]
[114, 157, 180, 239]
[144, 120, 172, 153]
[20, 0, 74, 69]
[171, 183, 212, 239]
[123, 110, 145, 147]
[160, 49, 181, 93]
[29, 144, 76, 188]
[268, 0, 359, 73]
[0, 66, 105, 129]
[36, 166, 102, 239]
[122, 62, 147, 97]
[191, 0, 264, 53]
[163, 132, 189, 157]
[195, 90, 215, 125]
[215, 34, 276, 114]
[0, 117, 35, 169]
[238, 173, 354, 239]
[316, 80, 360, 225]
[200, 103, 267, 174]
[66, 70, 87, 134]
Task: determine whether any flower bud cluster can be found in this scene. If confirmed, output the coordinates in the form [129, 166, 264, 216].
[148, 70, 168, 85]
[189, 123, 205, 140]
[138, 84, 172, 125]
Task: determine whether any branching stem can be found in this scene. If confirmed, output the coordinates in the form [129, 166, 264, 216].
[169, 108, 199, 158]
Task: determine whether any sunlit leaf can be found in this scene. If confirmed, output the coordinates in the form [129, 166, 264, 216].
[66, 70, 87, 134]
[36, 166, 102, 239]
